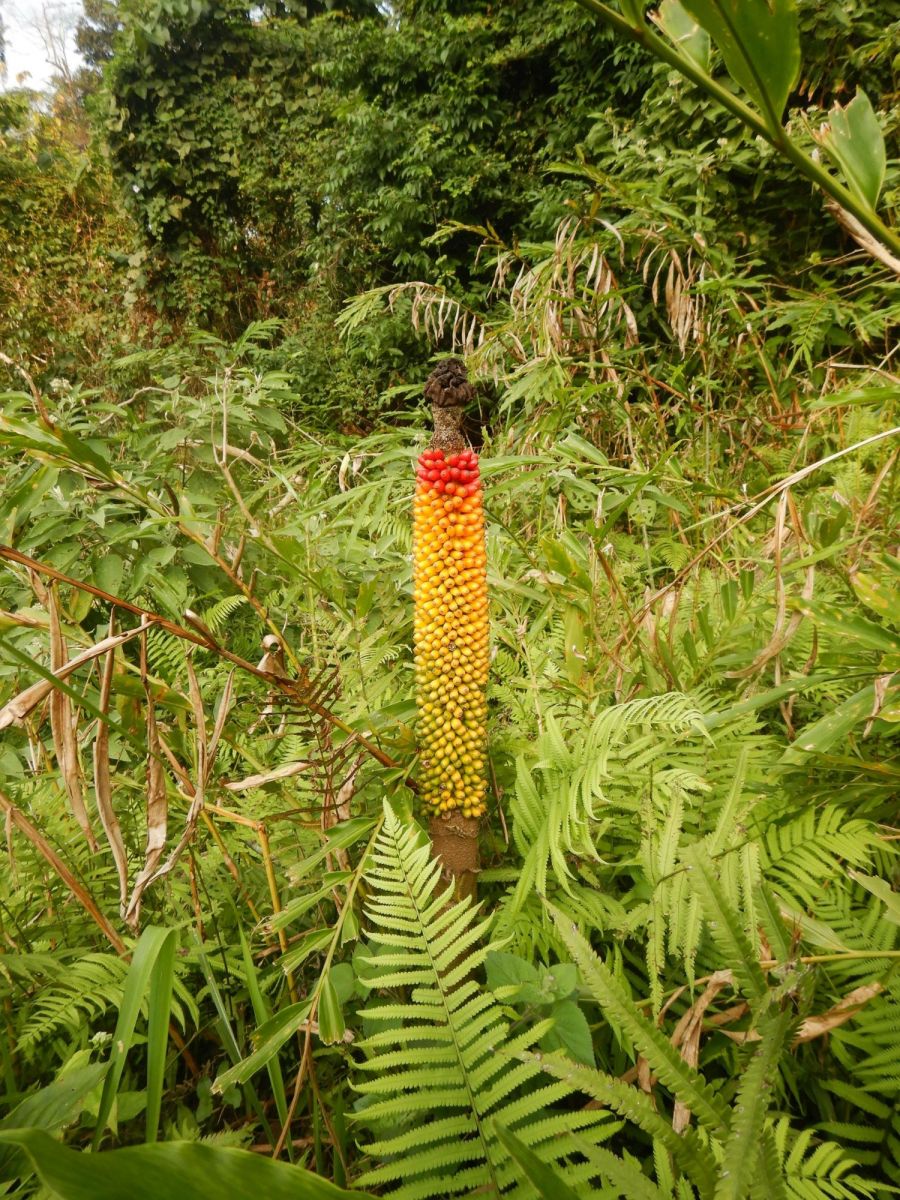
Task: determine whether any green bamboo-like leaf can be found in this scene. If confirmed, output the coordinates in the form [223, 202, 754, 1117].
[848, 871, 900, 926]
[792, 599, 900, 654]
[238, 930, 290, 1133]
[781, 683, 884, 763]
[679, 0, 799, 130]
[493, 1123, 581, 1200]
[851, 568, 899, 620]
[144, 928, 175, 1144]
[0, 1128, 368, 1200]
[212, 1000, 312, 1096]
[821, 89, 886, 210]
[317, 972, 345, 1045]
[0, 1066, 108, 1182]
[715, 1010, 793, 1199]
[93, 927, 176, 1148]
[547, 902, 731, 1134]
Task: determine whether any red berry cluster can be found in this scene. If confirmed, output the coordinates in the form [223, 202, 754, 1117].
[415, 448, 481, 498]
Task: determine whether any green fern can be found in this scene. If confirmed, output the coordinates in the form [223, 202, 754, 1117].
[17, 952, 131, 1056]
[353, 803, 618, 1199]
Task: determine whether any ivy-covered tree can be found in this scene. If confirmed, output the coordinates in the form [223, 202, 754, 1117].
[100, 0, 625, 325]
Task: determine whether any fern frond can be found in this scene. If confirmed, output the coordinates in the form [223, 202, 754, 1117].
[715, 1010, 793, 1199]
[528, 1052, 718, 1195]
[547, 901, 731, 1136]
[354, 804, 617, 1198]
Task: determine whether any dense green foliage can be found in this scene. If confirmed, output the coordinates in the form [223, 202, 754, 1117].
[0, 0, 898, 1196]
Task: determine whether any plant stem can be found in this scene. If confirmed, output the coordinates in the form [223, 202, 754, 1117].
[571, 0, 900, 257]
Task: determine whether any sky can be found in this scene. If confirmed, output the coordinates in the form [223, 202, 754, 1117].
[1, 1, 82, 91]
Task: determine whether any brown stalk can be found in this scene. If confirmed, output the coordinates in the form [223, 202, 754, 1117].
[92, 613, 129, 912]
[127, 655, 208, 913]
[47, 588, 98, 851]
[0, 788, 126, 954]
[123, 631, 170, 928]
[0, 544, 403, 777]
[258, 821, 298, 1004]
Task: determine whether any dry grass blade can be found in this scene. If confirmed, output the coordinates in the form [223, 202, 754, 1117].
[0, 788, 126, 954]
[208, 669, 235, 762]
[47, 588, 97, 851]
[0, 624, 145, 730]
[222, 761, 312, 791]
[127, 653, 208, 920]
[793, 981, 883, 1042]
[669, 970, 734, 1133]
[124, 631, 169, 929]
[92, 613, 128, 911]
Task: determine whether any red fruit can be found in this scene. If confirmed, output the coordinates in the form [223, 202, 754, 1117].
[440, 469, 450, 481]
[434, 481, 446, 493]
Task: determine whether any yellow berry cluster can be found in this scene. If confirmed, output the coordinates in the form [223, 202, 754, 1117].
[413, 447, 489, 819]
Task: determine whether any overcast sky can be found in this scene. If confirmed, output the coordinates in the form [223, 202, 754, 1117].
[2, 1, 82, 90]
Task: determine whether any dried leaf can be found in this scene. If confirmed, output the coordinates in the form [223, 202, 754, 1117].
[92, 614, 128, 911]
[0, 788, 125, 954]
[222, 761, 312, 791]
[670, 970, 733, 1132]
[48, 590, 97, 851]
[124, 632, 170, 929]
[0, 626, 143, 730]
[794, 981, 883, 1043]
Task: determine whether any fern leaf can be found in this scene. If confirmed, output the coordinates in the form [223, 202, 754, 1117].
[547, 901, 731, 1136]
[681, 844, 768, 1002]
[715, 1010, 793, 1199]
[354, 803, 616, 1198]
[528, 1053, 718, 1195]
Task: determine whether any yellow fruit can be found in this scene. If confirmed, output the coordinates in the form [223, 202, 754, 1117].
[413, 447, 489, 818]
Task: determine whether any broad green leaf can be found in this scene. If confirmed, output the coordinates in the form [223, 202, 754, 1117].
[848, 871, 900, 926]
[680, 0, 800, 129]
[317, 973, 346, 1045]
[238, 930, 289, 1135]
[541, 999, 595, 1066]
[0, 1066, 108, 1182]
[851, 570, 899, 623]
[0, 1128, 367, 1200]
[657, 0, 710, 71]
[486, 950, 543, 1005]
[93, 927, 177, 1148]
[793, 598, 900, 654]
[617, 0, 646, 25]
[821, 89, 886, 210]
[144, 929, 176, 1143]
[212, 1000, 312, 1095]
[782, 683, 890, 762]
